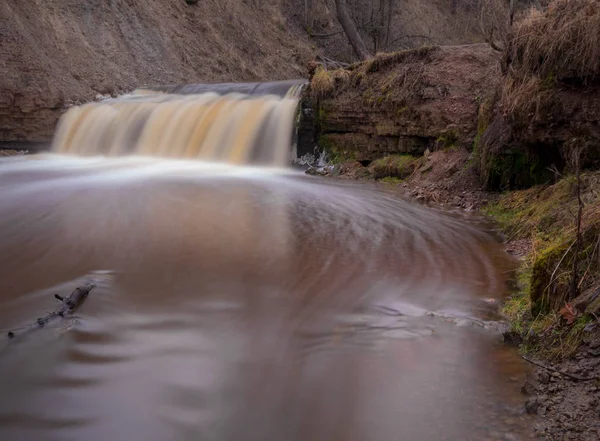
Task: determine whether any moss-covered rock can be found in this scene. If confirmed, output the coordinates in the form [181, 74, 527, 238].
[368, 154, 417, 180]
[485, 172, 600, 319]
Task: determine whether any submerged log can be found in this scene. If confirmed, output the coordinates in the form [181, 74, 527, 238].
[7, 283, 95, 339]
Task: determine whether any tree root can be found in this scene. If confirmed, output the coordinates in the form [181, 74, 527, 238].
[521, 355, 599, 382]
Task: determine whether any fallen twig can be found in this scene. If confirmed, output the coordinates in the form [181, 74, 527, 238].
[7, 283, 95, 339]
[521, 355, 599, 382]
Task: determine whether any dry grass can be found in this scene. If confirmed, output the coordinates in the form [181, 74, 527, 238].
[359, 46, 438, 74]
[311, 46, 438, 104]
[500, 75, 549, 121]
[499, 1, 600, 127]
[310, 66, 350, 99]
[310, 67, 335, 98]
[508, 0, 600, 82]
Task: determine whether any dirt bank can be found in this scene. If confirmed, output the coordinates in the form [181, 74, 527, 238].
[308, 148, 490, 209]
[309, 44, 500, 162]
[523, 336, 600, 441]
[0, 0, 314, 142]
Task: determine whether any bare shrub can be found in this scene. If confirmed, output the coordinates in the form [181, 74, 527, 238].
[478, 0, 512, 50]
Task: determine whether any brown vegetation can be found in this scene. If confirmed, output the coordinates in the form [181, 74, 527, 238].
[476, 0, 600, 192]
[507, 0, 600, 82]
[500, 0, 600, 121]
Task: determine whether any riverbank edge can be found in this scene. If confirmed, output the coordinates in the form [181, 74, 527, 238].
[480, 173, 600, 441]
[310, 150, 600, 440]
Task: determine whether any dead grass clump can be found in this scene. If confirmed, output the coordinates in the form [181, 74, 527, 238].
[509, 0, 600, 82]
[361, 46, 438, 74]
[332, 68, 351, 84]
[310, 66, 350, 99]
[310, 67, 335, 98]
[500, 75, 554, 123]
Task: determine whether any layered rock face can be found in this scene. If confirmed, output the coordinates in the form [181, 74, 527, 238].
[0, 0, 312, 143]
[313, 44, 501, 162]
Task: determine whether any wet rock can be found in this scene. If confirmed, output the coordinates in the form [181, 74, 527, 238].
[305, 166, 331, 176]
[502, 330, 523, 346]
[521, 380, 538, 395]
[525, 398, 540, 414]
[539, 371, 551, 384]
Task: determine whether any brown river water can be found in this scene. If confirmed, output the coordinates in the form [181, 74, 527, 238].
[0, 154, 535, 441]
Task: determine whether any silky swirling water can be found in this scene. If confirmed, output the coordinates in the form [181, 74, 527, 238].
[0, 154, 533, 441]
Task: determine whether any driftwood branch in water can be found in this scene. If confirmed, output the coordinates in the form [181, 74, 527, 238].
[521, 355, 599, 382]
[7, 283, 96, 339]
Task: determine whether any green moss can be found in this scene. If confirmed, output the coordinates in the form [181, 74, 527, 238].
[483, 148, 552, 191]
[530, 237, 574, 316]
[473, 98, 494, 156]
[502, 263, 533, 335]
[318, 134, 357, 164]
[369, 154, 416, 180]
[380, 176, 403, 185]
[485, 172, 600, 359]
[436, 130, 459, 150]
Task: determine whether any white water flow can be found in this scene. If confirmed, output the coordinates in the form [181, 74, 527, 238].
[52, 88, 302, 166]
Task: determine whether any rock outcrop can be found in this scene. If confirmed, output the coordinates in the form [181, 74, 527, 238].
[311, 44, 501, 162]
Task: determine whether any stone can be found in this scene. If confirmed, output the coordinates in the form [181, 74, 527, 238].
[525, 398, 540, 414]
[521, 380, 538, 395]
[539, 371, 551, 384]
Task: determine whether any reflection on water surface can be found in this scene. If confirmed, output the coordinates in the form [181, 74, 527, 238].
[0, 155, 532, 441]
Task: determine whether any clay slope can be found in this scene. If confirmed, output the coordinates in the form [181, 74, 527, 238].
[0, 0, 313, 142]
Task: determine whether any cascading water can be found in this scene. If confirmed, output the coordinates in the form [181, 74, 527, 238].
[52, 81, 305, 166]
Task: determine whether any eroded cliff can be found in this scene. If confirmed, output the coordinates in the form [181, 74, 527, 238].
[0, 0, 313, 142]
[310, 44, 500, 162]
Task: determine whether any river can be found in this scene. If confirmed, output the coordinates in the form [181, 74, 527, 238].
[0, 154, 534, 441]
